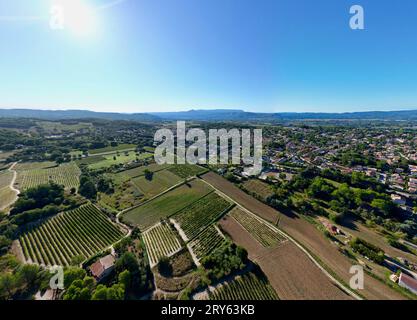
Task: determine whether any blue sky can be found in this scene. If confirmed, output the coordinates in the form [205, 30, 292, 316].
[0, 0, 416, 113]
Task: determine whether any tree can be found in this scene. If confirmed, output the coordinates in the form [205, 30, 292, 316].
[157, 256, 172, 277]
[118, 270, 131, 290]
[79, 179, 97, 200]
[64, 267, 86, 288]
[144, 169, 153, 181]
[91, 284, 108, 300]
[0, 273, 15, 299]
[115, 252, 139, 273]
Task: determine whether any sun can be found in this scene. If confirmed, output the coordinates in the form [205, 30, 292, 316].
[53, 0, 98, 37]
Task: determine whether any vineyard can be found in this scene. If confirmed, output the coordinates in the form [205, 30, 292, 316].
[142, 222, 183, 267]
[188, 226, 227, 260]
[229, 208, 286, 247]
[122, 179, 213, 230]
[15, 162, 81, 191]
[167, 164, 207, 179]
[19, 204, 125, 266]
[173, 193, 232, 240]
[209, 272, 278, 300]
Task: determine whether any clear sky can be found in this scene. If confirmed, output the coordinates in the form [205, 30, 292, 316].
[0, 0, 416, 113]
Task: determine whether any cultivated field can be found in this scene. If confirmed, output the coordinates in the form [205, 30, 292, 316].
[167, 164, 207, 179]
[19, 204, 125, 266]
[131, 169, 182, 198]
[209, 272, 278, 300]
[15, 162, 81, 191]
[142, 222, 183, 267]
[88, 143, 137, 155]
[201, 172, 280, 224]
[219, 215, 350, 300]
[188, 225, 227, 261]
[0, 170, 13, 189]
[173, 193, 232, 240]
[229, 207, 286, 248]
[15, 161, 56, 171]
[121, 179, 213, 230]
[122, 163, 171, 179]
[242, 179, 274, 201]
[87, 152, 153, 170]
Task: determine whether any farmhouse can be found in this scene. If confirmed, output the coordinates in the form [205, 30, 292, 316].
[90, 254, 116, 281]
[398, 273, 417, 295]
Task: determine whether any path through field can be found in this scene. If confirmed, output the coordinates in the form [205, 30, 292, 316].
[0, 162, 20, 212]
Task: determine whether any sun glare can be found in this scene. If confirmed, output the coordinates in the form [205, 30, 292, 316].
[53, 0, 98, 37]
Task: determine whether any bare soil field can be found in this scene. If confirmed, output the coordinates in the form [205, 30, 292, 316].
[204, 172, 406, 300]
[219, 215, 350, 300]
[201, 172, 279, 224]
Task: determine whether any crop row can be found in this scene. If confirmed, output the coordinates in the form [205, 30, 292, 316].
[19, 204, 124, 266]
[188, 225, 227, 260]
[209, 272, 278, 300]
[230, 208, 286, 247]
[16, 163, 81, 191]
[173, 193, 232, 240]
[142, 222, 182, 267]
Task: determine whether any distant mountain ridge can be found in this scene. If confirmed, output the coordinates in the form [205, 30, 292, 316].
[1, 108, 417, 121]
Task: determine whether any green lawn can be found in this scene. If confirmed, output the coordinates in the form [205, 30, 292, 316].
[131, 169, 182, 199]
[88, 143, 137, 155]
[121, 179, 213, 230]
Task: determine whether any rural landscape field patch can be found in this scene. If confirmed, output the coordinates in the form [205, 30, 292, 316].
[229, 207, 286, 247]
[209, 272, 278, 300]
[121, 179, 213, 230]
[172, 192, 232, 240]
[188, 225, 228, 261]
[142, 222, 183, 267]
[19, 204, 125, 266]
[15, 162, 81, 191]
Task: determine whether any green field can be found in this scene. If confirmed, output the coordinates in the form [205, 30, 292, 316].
[88, 143, 137, 155]
[15, 162, 81, 191]
[167, 164, 208, 179]
[121, 179, 213, 230]
[122, 163, 171, 179]
[75, 155, 106, 166]
[87, 152, 153, 170]
[209, 272, 278, 300]
[19, 204, 125, 266]
[15, 161, 56, 171]
[0, 187, 16, 210]
[131, 169, 182, 199]
[0, 170, 13, 189]
[173, 193, 232, 240]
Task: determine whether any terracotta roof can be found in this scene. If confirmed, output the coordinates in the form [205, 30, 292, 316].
[90, 260, 105, 278]
[89, 255, 115, 278]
